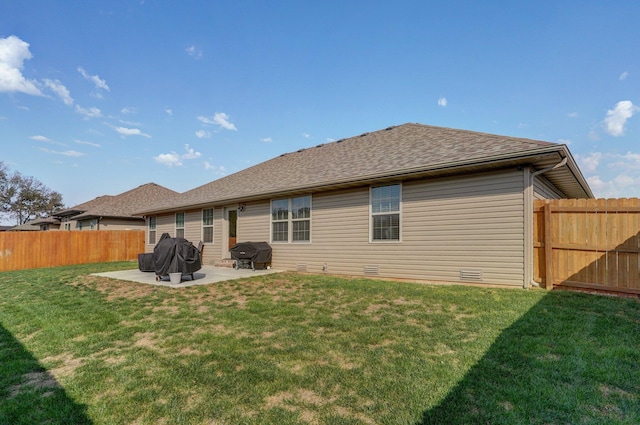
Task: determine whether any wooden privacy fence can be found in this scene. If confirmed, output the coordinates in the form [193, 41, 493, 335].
[534, 198, 640, 294]
[0, 230, 145, 272]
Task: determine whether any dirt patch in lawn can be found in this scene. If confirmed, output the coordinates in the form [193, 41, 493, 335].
[72, 275, 157, 300]
[9, 371, 61, 398]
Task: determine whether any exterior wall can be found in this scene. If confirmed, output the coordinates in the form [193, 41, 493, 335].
[259, 169, 526, 286]
[144, 209, 222, 266]
[144, 169, 538, 286]
[98, 218, 145, 231]
[534, 175, 565, 200]
[65, 218, 144, 231]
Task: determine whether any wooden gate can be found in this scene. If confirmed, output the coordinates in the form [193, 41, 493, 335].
[533, 198, 640, 294]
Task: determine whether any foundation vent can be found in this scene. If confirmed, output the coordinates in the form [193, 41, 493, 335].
[460, 269, 483, 281]
[296, 263, 308, 272]
[364, 265, 380, 276]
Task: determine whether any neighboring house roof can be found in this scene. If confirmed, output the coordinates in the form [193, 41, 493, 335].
[8, 221, 41, 231]
[56, 195, 115, 217]
[31, 217, 61, 226]
[59, 183, 178, 220]
[139, 123, 593, 215]
[0, 225, 14, 232]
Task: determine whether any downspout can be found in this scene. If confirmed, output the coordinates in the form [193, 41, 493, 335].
[525, 156, 568, 288]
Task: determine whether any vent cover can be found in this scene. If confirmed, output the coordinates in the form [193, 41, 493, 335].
[296, 263, 308, 272]
[460, 269, 483, 281]
[364, 265, 380, 275]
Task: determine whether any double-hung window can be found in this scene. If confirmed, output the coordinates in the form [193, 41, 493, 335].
[371, 184, 401, 242]
[202, 208, 214, 243]
[148, 216, 157, 244]
[175, 212, 185, 238]
[271, 196, 311, 243]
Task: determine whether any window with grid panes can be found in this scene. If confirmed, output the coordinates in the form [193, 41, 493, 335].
[148, 216, 157, 244]
[175, 212, 185, 238]
[371, 184, 401, 241]
[202, 209, 214, 243]
[271, 196, 311, 243]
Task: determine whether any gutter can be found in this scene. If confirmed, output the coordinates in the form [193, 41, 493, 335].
[525, 156, 568, 288]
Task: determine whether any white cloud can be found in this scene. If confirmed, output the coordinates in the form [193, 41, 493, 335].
[620, 71, 629, 81]
[75, 105, 102, 118]
[38, 147, 85, 157]
[603, 100, 639, 137]
[568, 112, 578, 118]
[577, 151, 640, 197]
[182, 144, 201, 159]
[43, 79, 73, 105]
[204, 161, 226, 175]
[74, 139, 101, 147]
[437, 97, 447, 107]
[114, 126, 151, 138]
[195, 129, 211, 139]
[260, 137, 272, 143]
[153, 152, 182, 167]
[77, 67, 110, 91]
[302, 132, 310, 139]
[154, 145, 201, 167]
[576, 152, 602, 173]
[165, 107, 173, 116]
[186, 45, 203, 59]
[0, 35, 42, 95]
[121, 106, 137, 114]
[30, 135, 53, 143]
[197, 112, 237, 131]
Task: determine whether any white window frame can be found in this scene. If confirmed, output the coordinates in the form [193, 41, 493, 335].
[148, 216, 157, 244]
[175, 212, 185, 239]
[370, 184, 402, 243]
[271, 195, 312, 243]
[202, 208, 214, 243]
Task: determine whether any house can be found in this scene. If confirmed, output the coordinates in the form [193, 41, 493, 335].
[138, 123, 593, 287]
[56, 183, 178, 231]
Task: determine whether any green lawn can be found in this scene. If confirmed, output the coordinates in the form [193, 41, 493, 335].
[0, 262, 638, 424]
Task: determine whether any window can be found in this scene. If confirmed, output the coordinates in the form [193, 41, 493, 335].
[90, 219, 96, 230]
[371, 184, 401, 241]
[291, 196, 311, 241]
[175, 212, 185, 238]
[148, 216, 157, 244]
[271, 199, 289, 242]
[202, 208, 214, 243]
[271, 196, 311, 243]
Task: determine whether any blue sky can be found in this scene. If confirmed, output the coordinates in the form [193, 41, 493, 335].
[1, 1, 639, 224]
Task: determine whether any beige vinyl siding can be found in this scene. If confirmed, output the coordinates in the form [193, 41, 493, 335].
[96, 218, 145, 231]
[268, 170, 526, 286]
[183, 210, 204, 243]
[236, 201, 271, 242]
[534, 175, 565, 200]
[144, 213, 174, 252]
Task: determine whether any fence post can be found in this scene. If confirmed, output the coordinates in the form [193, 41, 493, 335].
[544, 200, 554, 290]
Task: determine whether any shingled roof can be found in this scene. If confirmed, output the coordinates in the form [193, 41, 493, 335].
[140, 123, 592, 214]
[59, 183, 178, 220]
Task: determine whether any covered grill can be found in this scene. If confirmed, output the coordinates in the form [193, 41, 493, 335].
[152, 233, 202, 281]
[230, 241, 272, 270]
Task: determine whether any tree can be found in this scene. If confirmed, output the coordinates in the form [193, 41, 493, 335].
[0, 161, 65, 225]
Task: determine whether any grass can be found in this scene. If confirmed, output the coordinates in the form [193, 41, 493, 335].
[0, 262, 638, 424]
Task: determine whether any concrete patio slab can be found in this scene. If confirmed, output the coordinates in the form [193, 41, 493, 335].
[91, 265, 282, 288]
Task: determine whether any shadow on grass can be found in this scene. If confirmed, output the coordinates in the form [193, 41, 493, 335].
[418, 290, 640, 425]
[0, 323, 92, 425]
